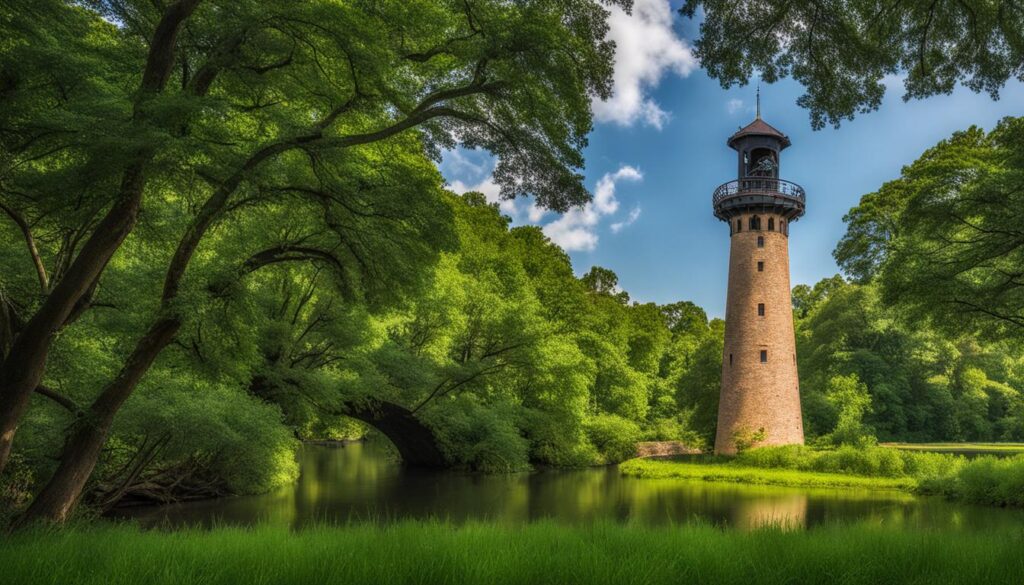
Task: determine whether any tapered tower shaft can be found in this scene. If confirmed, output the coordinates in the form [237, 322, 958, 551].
[711, 115, 806, 454]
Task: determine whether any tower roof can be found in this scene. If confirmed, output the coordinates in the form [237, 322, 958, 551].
[727, 117, 791, 149]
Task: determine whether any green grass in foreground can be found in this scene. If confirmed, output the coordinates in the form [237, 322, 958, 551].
[619, 458, 916, 491]
[2, 521, 1024, 585]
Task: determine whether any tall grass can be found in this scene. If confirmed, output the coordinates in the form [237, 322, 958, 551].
[919, 454, 1024, 507]
[733, 445, 963, 479]
[619, 457, 915, 490]
[623, 446, 1024, 508]
[2, 521, 1023, 585]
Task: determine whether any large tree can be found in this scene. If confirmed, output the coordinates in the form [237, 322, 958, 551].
[834, 117, 1024, 339]
[683, 1, 1024, 128]
[4, 0, 627, 523]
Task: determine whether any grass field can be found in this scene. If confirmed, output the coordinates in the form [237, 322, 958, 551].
[2, 521, 1023, 585]
[621, 445, 1024, 508]
[881, 442, 1024, 455]
[619, 458, 916, 491]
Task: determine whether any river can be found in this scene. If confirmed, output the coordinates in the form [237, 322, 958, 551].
[117, 440, 1024, 531]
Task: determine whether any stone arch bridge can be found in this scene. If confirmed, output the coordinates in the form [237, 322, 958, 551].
[340, 399, 447, 468]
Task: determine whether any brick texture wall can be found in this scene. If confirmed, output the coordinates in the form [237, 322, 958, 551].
[715, 212, 804, 454]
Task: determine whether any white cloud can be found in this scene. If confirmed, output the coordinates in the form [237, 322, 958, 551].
[527, 203, 546, 223]
[543, 165, 642, 251]
[591, 0, 697, 130]
[449, 175, 518, 216]
[611, 207, 642, 233]
[726, 98, 744, 114]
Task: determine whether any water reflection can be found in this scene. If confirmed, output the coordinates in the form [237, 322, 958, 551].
[117, 440, 1024, 531]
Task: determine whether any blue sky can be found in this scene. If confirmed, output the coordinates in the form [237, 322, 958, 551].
[439, 0, 1024, 318]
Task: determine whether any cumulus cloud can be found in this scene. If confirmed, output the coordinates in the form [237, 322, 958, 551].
[726, 98, 744, 114]
[449, 174, 518, 216]
[543, 166, 642, 251]
[591, 0, 697, 130]
[611, 207, 642, 233]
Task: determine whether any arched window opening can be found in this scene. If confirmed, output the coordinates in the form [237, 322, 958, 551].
[760, 350, 768, 363]
[757, 261, 764, 272]
[747, 148, 778, 178]
[729, 353, 733, 366]
[758, 303, 765, 316]
[768, 217, 775, 231]
[757, 236, 764, 248]
[749, 215, 761, 230]
[736, 219, 742, 232]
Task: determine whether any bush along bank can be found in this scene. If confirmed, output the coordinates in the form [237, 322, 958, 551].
[620, 445, 1024, 508]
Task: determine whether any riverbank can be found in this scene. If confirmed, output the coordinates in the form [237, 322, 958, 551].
[620, 446, 1024, 508]
[881, 442, 1024, 455]
[4, 521, 1023, 585]
[619, 458, 916, 491]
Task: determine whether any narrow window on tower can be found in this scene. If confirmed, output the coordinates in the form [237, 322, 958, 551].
[757, 261, 764, 272]
[736, 219, 742, 232]
[768, 217, 775, 231]
[758, 303, 765, 316]
[760, 350, 768, 363]
[729, 354, 733, 366]
[757, 236, 764, 248]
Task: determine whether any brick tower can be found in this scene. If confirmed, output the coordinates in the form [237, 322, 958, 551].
[712, 96, 805, 454]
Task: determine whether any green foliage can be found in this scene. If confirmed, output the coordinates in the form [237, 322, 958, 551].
[420, 396, 530, 473]
[113, 372, 301, 496]
[642, 410, 707, 451]
[795, 276, 1024, 443]
[585, 414, 642, 464]
[683, 1, 1024, 129]
[0, 452, 34, 522]
[619, 458, 916, 491]
[824, 374, 874, 447]
[672, 318, 724, 443]
[732, 445, 963, 480]
[731, 427, 767, 454]
[920, 455, 1024, 507]
[1, 0, 650, 515]
[835, 119, 1024, 340]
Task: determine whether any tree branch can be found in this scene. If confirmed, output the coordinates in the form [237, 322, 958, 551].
[0, 200, 48, 293]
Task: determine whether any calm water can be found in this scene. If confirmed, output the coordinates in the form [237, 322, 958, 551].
[118, 440, 1024, 531]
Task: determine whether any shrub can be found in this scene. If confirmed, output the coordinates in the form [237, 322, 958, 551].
[734, 445, 964, 479]
[0, 452, 35, 522]
[585, 414, 642, 464]
[823, 374, 875, 447]
[731, 427, 766, 453]
[421, 396, 531, 473]
[924, 455, 1024, 507]
[642, 414, 706, 451]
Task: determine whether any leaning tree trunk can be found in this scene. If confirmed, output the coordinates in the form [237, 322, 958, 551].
[0, 0, 202, 475]
[17, 318, 180, 525]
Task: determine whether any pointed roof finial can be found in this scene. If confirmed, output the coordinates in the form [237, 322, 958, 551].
[756, 83, 761, 119]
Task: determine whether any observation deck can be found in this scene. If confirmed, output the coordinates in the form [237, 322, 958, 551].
[712, 177, 806, 222]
